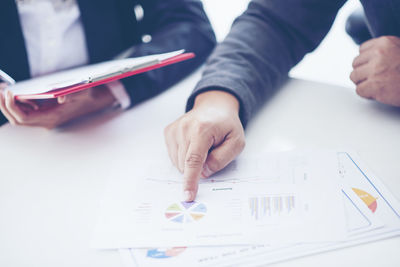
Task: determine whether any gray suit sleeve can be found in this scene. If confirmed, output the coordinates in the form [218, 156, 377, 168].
[187, 0, 346, 127]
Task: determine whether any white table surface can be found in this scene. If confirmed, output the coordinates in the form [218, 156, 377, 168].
[0, 71, 399, 267]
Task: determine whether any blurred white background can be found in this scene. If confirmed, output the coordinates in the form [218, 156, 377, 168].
[201, 0, 361, 88]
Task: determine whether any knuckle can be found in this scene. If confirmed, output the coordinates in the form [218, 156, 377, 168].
[16, 115, 27, 124]
[185, 153, 203, 168]
[355, 85, 363, 96]
[374, 88, 388, 103]
[237, 137, 246, 152]
[371, 80, 383, 91]
[192, 118, 204, 130]
[375, 94, 384, 103]
[179, 114, 219, 138]
[47, 121, 58, 129]
[374, 63, 388, 76]
[373, 56, 383, 66]
[356, 83, 372, 98]
[349, 71, 356, 82]
[359, 43, 367, 52]
[207, 154, 222, 172]
[380, 36, 391, 45]
[164, 124, 172, 137]
[376, 36, 387, 44]
[351, 57, 359, 68]
[377, 83, 387, 94]
[374, 47, 386, 57]
[194, 120, 216, 137]
[178, 117, 191, 132]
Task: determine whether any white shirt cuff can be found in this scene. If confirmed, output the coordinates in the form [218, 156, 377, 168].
[105, 80, 131, 110]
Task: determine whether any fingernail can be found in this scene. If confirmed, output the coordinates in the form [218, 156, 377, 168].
[183, 190, 193, 202]
[202, 163, 213, 178]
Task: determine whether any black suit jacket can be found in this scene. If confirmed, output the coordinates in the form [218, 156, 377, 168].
[0, 0, 216, 125]
[188, 0, 400, 127]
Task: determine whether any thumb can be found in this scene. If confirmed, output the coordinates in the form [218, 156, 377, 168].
[203, 133, 245, 178]
[17, 99, 39, 111]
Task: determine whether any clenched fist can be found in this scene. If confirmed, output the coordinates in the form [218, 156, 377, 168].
[351, 36, 400, 106]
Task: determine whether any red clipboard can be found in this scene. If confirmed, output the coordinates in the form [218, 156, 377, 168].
[14, 52, 195, 100]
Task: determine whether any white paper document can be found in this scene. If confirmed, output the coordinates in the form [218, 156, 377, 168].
[92, 151, 347, 249]
[118, 151, 400, 267]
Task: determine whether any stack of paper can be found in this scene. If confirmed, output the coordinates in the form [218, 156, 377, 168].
[92, 151, 400, 266]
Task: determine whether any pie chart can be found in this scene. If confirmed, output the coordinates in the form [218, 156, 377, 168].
[165, 201, 207, 223]
[352, 187, 378, 213]
[146, 247, 186, 259]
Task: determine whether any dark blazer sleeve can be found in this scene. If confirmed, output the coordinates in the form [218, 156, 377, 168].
[0, 114, 6, 126]
[187, 0, 346, 127]
[121, 0, 216, 106]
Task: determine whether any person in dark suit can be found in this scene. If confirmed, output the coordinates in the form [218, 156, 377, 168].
[0, 0, 216, 128]
[164, 0, 400, 201]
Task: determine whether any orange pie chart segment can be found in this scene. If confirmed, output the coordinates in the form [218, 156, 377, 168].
[352, 188, 378, 213]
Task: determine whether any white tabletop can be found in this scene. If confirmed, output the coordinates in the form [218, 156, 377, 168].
[0, 71, 399, 267]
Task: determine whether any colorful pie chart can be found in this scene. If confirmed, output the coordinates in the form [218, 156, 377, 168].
[165, 201, 207, 223]
[146, 247, 186, 259]
[352, 187, 378, 213]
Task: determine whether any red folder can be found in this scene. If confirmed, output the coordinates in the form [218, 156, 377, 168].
[12, 52, 195, 100]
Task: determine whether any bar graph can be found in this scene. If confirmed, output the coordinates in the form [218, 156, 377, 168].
[249, 195, 296, 220]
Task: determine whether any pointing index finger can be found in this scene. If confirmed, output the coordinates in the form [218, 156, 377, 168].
[183, 137, 213, 202]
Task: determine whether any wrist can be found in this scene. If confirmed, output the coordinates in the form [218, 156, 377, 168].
[105, 81, 131, 110]
[193, 90, 240, 115]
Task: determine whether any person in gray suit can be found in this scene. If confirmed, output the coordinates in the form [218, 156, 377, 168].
[164, 0, 400, 201]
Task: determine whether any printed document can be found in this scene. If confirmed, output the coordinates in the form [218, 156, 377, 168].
[92, 151, 347, 248]
[118, 151, 400, 267]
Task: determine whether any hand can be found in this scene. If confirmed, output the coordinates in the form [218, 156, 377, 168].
[164, 90, 245, 202]
[0, 85, 116, 129]
[350, 36, 400, 106]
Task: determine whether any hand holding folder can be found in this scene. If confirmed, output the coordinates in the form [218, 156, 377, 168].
[0, 50, 194, 128]
[3, 50, 194, 100]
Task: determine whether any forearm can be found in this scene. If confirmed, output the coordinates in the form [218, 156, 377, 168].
[188, 0, 346, 127]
